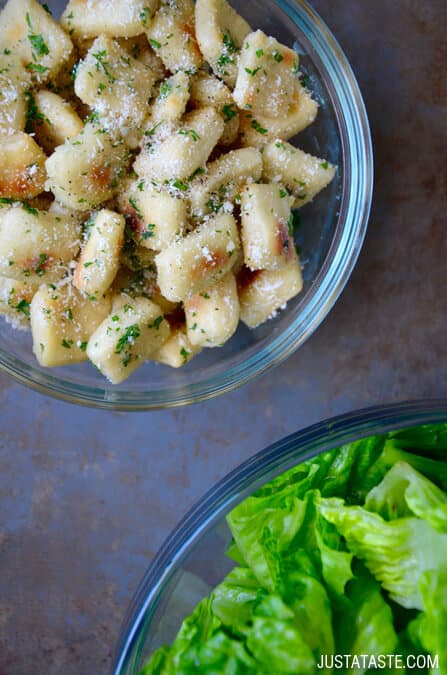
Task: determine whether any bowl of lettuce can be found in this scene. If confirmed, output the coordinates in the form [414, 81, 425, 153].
[113, 401, 447, 675]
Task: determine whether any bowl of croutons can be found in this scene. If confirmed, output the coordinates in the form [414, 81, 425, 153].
[0, 0, 373, 409]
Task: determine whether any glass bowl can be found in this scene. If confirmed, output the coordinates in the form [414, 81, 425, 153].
[112, 400, 447, 673]
[0, 0, 373, 409]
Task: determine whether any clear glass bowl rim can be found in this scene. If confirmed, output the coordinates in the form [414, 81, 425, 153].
[0, 0, 373, 410]
[112, 399, 447, 674]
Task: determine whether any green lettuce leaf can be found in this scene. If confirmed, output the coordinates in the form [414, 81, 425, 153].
[318, 497, 447, 609]
[227, 488, 308, 590]
[390, 424, 447, 457]
[366, 462, 447, 531]
[333, 564, 399, 674]
[361, 440, 447, 493]
[212, 566, 262, 628]
[407, 568, 447, 675]
[243, 595, 315, 674]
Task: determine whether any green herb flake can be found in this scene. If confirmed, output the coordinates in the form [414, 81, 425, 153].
[149, 316, 164, 330]
[222, 103, 237, 122]
[26, 63, 48, 74]
[251, 119, 268, 135]
[35, 253, 48, 276]
[79, 341, 88, 352]
[245, 66, 261, 76]
[172, 179, 189, 192]
[129, 196, 143, 219]
[61, 339, 74, 349]
[14, 299, 31, 317]
[180, 347, 190, 363]
[272, 50, 284, 63]
[149, 38, 162, 50]
[178, 128, 200, 142]
[321, 160, 329, 170]
[115, 324, 141, 356]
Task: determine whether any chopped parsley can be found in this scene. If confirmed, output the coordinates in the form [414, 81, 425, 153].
[115, 324, 141, 360]
[178, 129, 200, 142]
[180, 347, 190, 363]
[142, 224, 156, 240]
[288, 210, 301, 235]
[35, 253, 48, 276]
[139, 7, 151, 26]
[159, 80, 172, 99]
[149, 316, 164, 330]
[256, 49, 264, 58]
[129, 196, 143, 219]
[272, 50, 284, 63]
[26, 63, 48, 74]
[26, 13, 50, 58]
[245, 67, 261, 76]
[92, 50, 115, 83]
[79, 341, 88, 352]
[321, 160, 329, 170]
[61, 339, 74, 349]
[222, 103, 237, 122]
[14, 299, 31, 317]
[172, 179, 189, 192]
[251, 119, 268, 135]
[149, 38, 162, 50]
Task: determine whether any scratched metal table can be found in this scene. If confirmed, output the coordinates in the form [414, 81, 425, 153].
[0, 1, 446, 673]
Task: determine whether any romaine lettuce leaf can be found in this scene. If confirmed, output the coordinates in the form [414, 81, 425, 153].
[212, 566, 262, 628]
[318, 498, 447, 609]
[407, 568, 447, 675]
[243, 595, 315, 674]
[366, 462, 447, 531]
[333, 564, 399, 674]
[361, 440, 447, 493]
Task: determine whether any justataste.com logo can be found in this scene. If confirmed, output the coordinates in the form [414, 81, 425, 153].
[317, 654, 439, 670]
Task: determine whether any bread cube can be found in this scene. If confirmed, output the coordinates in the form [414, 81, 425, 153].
[151, 72, 191, 123]
[239, 87, 318, 146]
[45, 123, 128, 212]
[31, 90, 83, 153]
[146, 0, 203, 74]
[0, 54, 28, 136]
[74, 36, 156, 138]
[0, 0, 73, 84]
[30, 283, 112, 367]
[153, 325, 201, 367]
[238, 256, 303, 329]
[0, 206, 81, 283]
[87, 296, 170, 383]
[117, 180, 187, 251]
[195, 0, 251, 86]
[241, 184, 296, 271]
[189, 147, 262, 217]
[74, 209, 125, 297]
[262, 139, 336, 207]
[62, 0, 160, 39]
[0, 132, 47, 200]
[184, 273, 239, 347]
[155, 213, 240, 302]
[233, 30, 300, 118]
[135, 107, 224, 182]
[189, 73, 239, 145]
[0, 276, 37, 328]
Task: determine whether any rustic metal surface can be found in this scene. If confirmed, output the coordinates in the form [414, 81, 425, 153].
[0, 1, 446, 673]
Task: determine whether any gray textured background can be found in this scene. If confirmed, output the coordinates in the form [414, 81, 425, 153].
[1, 1, 446, 673]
